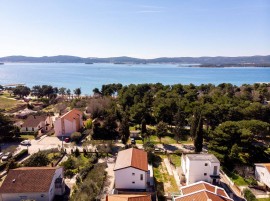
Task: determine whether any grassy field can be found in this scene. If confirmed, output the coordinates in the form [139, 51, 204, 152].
[153, 154, 179, 194]
[169, 154, 181, 167]
[149, 135, 177, 144]
[257, 198, 270, 201]
[20, 134, 35, 140]
[223, 168, 251, 186]
[0, 94, 18, 110]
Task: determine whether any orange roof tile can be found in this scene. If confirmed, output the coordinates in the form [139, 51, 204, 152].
[106, 194, 151, 201]
[263, 163, 270, 173]
[181, 182, 227, 197]
[0, 167, 61, 193]
[175, 190, 233, 201]
[114, 148, 148, 171]
[61, 108, 82, 122]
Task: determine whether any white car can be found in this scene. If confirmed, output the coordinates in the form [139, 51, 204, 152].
[20, 140, 31, 146]
[2, 152, 12, 161]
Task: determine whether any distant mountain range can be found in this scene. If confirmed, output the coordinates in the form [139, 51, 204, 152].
[0, 55, 270, 65]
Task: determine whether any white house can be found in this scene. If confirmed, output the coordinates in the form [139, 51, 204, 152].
[54, 109, 83, 137]
[20, 114, 52, 133]
[114, 148, 149, 190]
[181, 154, 220, 185]
[173, 181, 233, 201]
[255, 163, 270, 190]
[0, 167, 65, 201]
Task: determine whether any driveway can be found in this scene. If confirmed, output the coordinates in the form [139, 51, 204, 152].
[18, 136, 72, 154]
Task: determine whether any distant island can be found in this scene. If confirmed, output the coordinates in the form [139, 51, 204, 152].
[0, 55, 270, 66]
[189, 63, 270, 68]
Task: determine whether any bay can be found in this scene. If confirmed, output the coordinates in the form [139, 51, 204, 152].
[0, 63, 269, 94]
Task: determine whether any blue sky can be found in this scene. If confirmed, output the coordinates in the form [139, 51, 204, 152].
[0, 0, 269, 58]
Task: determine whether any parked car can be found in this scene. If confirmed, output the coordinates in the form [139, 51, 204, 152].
[130, 138, 136, 145]
[20, 140, 31, 146]
[2, 152, 12, 161]
[154, 147, 165, 153]
[65, 137, 70, 143]
[0, 152, 3, 159]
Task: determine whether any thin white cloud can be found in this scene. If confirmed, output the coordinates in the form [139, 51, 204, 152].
[136, 10, 164, 13]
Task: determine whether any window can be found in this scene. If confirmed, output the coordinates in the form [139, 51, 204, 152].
[204, 173, 207, 176]
[132, 181, 135, 184]
[140, 174, 143, 180]
[26, 127, 28, 131]
[132, 173, 135, 176]
[205, 163, 208, 166]
[32, 127, 34, 131]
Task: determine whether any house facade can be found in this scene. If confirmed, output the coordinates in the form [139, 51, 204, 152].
[114, 148, 148, 190]
[181, 154, 220, 185]
[255, 163, 270, 189]
[0, 167, 65, 201]
[20, 114, 52, 133]
[54, 109, 83, 137]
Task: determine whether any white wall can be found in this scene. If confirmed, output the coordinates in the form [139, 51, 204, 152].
[54, 118, 62, 136]
[0, 192, 49, 201]
[0, 168, 64, 201]
[20, 126, 39, 132]
[48, 167, 64, 201]
[255, 166, 270, 188]
[183, 157, 220, 185]
[64, 119, 74, 136]
[54, 117, 82, 137]
[115, 167, 147, 190]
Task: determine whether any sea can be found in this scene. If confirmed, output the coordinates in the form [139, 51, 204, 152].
[0, 63, 270, 94]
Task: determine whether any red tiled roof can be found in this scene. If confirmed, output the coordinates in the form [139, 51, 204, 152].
[114, 148, 148, 171]
[60, 109, 82, 122]
[181, 182, 227, 197]
[263, 163, 270, 173]
[22, 115, 48, 127]
[175, 190, 232, 201]
[106, 194, 151, 201]
[0, 167, 60, 193]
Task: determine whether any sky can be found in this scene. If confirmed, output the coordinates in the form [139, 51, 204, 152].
[0, 0, 269, 58]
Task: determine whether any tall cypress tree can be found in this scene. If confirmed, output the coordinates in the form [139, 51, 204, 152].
[191, 107, 203, 152]
[194, 112, 203, 152]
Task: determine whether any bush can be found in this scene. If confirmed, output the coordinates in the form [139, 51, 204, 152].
[13, 149, 28, 161]
[243, 188, 256, 201]
[71, 132, 82, 143]
[24, 152, 50, 167]
[85, 119, 93, 129]
[0, 162, 7, 171]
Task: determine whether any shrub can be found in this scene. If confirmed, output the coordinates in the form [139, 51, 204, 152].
[13, 149, 28, 161]
[243, 188, 256, 201]
[24, 152, 50, 167]
[71, 132, 82, 143]
[85, 119, 93, 129]
[0, 162, 7, 171]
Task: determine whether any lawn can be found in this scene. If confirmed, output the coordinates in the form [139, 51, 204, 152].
[153, 154, 179, 194]
[149, 135, 177, 144]
[223, 168, 250, 186]
[0, 95, 18, 110]
[20, 134, 35, 140]
[257, 198, 270, 201]
[169, 154, 181, 167]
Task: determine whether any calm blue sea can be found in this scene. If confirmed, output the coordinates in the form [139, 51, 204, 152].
[0, 63, 270, 94]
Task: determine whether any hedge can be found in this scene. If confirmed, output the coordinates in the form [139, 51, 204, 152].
[13, 149, 29, 161]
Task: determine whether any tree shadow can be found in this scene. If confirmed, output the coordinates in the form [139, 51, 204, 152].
[154, 178, 165, 201]
[163, 144, 178, 152]
[151, 154, 162, 168]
